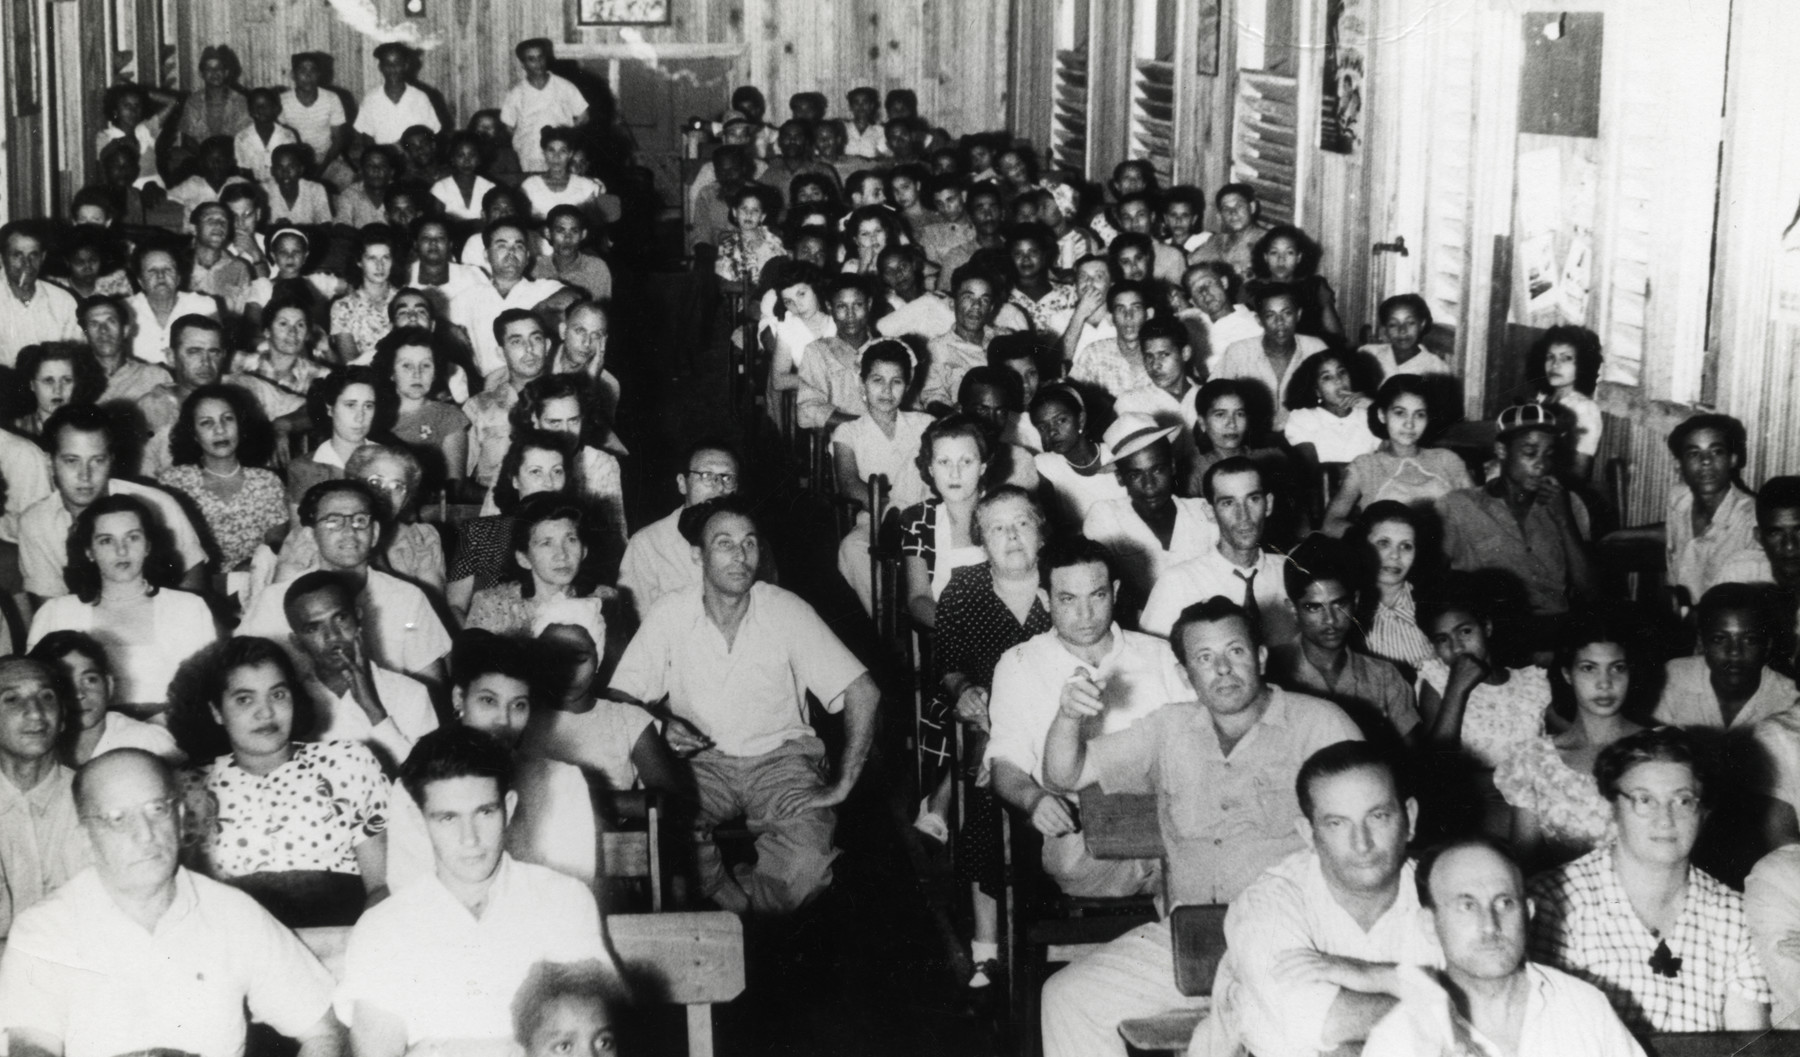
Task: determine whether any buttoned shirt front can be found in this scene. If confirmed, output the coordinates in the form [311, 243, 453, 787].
[0, 280, 79, 368]
[1087, 689, 1361, 906]
[1652, 655, 1798, 730]
[1440, 481, 1583, 616]
[1139, 546, 1298, 647]
[1212, 334, 1330, 430]
[1192, 851, 1442, 1057]
[448, 275, 567, 377]
[610, 583, 868, 758]
[0, 867, 335, 1057]
[1267, 643, 1421, 740]
[0, 764, 87, 938]
[1665, 483, 1761, 604]
[335, 854, 609, 1045]
[983, 625, 1189, 785]
[1082, 496, 1218, 604]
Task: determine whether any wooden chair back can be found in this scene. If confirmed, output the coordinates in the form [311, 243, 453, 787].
[1169, 904, 1228, 996]
[1078, 789, 1166, 861]
[295, 911, 745, 1057]
[590, 784, 667, 913]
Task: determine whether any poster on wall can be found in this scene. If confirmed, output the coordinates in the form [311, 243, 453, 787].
[1319, 0, 1365, 153]
[576, 0, 672, 26]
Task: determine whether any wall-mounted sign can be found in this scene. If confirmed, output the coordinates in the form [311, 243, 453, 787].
[575, 0, 672, 27]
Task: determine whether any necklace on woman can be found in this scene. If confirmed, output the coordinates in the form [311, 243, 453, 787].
[1068, 444, 1101, 471]
[203, 464, 243, 479]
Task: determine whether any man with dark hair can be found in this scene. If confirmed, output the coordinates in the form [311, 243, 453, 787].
[284, 570, 438, 769]
[1664, 412, 1759, 606]
[984, 536, 1188, 902]
[81, 294, 173, 405]
[337, 727, 611, 1056]
[0, 749, 343, 1057]
[1141, 458, 1299, 646]
[1071, 279, 1158, 397]
[1183, 740, 1437, 1056]
[1267, 534, 1420, 745]
[463, 307, 553, 488]
[0, 658, 87, 937]
[873, 243, 955, 341]
[1115, 315, 1200, 446]
[1363, 838, 1644, 1055]
[1190, 182, 1270, 278]
[609, 496, 878, 914]
[796, 275, 880, 429]
[237, 480, 451, 689]
[138, 313, 226, 475]
[1654, 582, 1796, 729]
[354, 42, 440, 150]
[618, 439, 749, 619]
[1082, 413, 1214, 616]
[511, 959, 629, 1057]
[19, 403, 207, 603]
[844, 86, 884, 158]
[0, 221, 80, 368]
[449, 221, 576, 380]
[1039, 598, 1361, 1056]
[920, 264, 1004, 412]
[501, 37, 588, 174]
[1719, 474, 1800, 672]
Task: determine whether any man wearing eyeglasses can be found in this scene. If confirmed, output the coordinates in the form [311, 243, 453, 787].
[0, 748, 344, 1057]
[618, 438, 751, 620]
[237, 480, 452, 692]
[0, 658, 88, 938]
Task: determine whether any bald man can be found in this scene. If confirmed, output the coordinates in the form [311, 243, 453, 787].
[1363, 838, 1644, 1057]
[0, 749, 344, 1057]
[0, 658, 88, 937]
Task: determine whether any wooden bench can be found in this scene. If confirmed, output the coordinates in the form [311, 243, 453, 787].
[298, 911, 745, 1057]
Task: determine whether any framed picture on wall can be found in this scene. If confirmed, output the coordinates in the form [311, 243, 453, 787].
[576, 0, 672, 26]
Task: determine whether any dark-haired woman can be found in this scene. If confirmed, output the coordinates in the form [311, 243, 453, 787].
[172, 636, 389, 923]
[157, 383, 288, 575]
[447, 430, 577, 619]
[329, 226, 401, 365]
[1526, 324, 1606, 480]
[26, 494, 217, 715]
[286, 364, 397, 505]
[12, 343, 105, 438]
[372, 325, 469, 489]
[467, 496, 603, 638]
[1245, 223, 1344, 344]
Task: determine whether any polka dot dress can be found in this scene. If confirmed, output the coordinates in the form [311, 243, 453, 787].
[181, 740, 389, 878]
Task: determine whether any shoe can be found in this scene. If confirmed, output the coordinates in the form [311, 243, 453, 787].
[914, 808, 950, 845]
[968, 959, 998, 989]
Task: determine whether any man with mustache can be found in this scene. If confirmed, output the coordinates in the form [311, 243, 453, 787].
[1038, 597, 1361, 1057]
[608, 495, 878, 915]
[285, 571, 439, 771]
[0, 658, 89, 937]
[1363, 837, 1645, 1056]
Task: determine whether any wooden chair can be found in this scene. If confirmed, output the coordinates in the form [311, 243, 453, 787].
[1594, 454, 1673, 612]
[1116, 904, 1229, 1053]
[590, 783, 670, 913]
[1004, 789, 1166, 1057]
[297, 912, 746, 1057]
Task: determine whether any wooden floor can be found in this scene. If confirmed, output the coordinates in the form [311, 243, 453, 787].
[617, 267, 998, 1057]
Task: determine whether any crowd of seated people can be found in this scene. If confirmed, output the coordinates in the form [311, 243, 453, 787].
[0, 34, 1794, 1057]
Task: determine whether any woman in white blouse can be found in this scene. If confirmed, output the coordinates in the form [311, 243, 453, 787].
[832, 340, 934, 613]
[27, 494, 218, 719]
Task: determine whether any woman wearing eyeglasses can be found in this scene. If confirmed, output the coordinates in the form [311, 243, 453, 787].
[1528, 727, 1772, 1033]
[170, 636, 389, 927]
[26, 494, 218, 721]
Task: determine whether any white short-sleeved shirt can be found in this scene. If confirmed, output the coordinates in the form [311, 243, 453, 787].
[233, 122, 297, 182]
[1283, 402, 1381, 464]
[831, 412, 934, 511]
[521, 174, 604, 220]
[1082, 496, 1219, 602]
[981, 625, 1190, 785]
[91, 710, 182, 761]
[124, 290, 219, 365]
[20, 479, 209, 599]
[353, 83, 441, 145]
[279, 88, 347, 159]
[618, 510, 698, 620]
[1140, 547, 1299, 647]
[447, 275, 568, 377]
[500, 74, 589, 172]
[610, 583, 868, 758]
[26, 589, 217, 707]
[521, 700, 657, 795]
[1361, 341, 1454, 379]
[237, 567, 452, 679]
[0, 868, 335, 1057]
[335, 854, 609, 1046]
[0, 280, 79, 369]
[302, 664, 440, 770]
[1653, 655, 1797, 730]
[431, 174, 498, 220]
[1213, 334, 1330, 429]
[0, 428, 51, 543]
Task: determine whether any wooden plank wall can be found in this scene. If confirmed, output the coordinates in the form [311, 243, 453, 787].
[183, 0, 1011, 141]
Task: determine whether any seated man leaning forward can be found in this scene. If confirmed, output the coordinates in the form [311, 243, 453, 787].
[1189, 741, 1443, 1057]
[1039, 597, 1364, 1057]
[0, 748, 343, 1057]
[607, 494, 880, 915]
[337, 726, 613, 1057]
[1364, 836, 1646, 1056]
[983, 535, 1191, 901]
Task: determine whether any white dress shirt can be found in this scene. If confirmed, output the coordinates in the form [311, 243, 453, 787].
[1140, 546, 1298, 647]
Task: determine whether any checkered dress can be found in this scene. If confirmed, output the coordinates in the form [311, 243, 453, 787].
[1528, 845, 1771, 1032]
